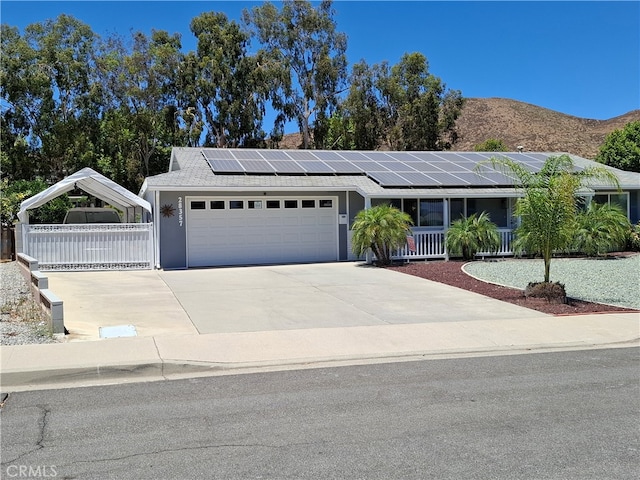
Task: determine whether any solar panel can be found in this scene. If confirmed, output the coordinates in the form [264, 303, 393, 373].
[384, 152, 421, 162]
[286, 150, 318, 161]
[202, 149, 235, 160]
[302, 161, 335, 173]
[424, 172, 471, 186]
[478, 171, 519, 184]
[325, 161, 363, 173]
[377, 161, 416, 172]
[339, 151, 369, 161]
[360, 152, 393, 162]
[396, 172, 439, 186]
[407, 162, 445, 172]
[260, 150, 293, 160]
[232, 149, 264, 160]
[451, 172, 498, 185]
[207, 159, 244, 172]
[367, 171, 411, 186]
[268, 160, 306, 173]
[238, 159, 275, 173]
[352, 160, 383, 171]
[312, 151, 344, 161]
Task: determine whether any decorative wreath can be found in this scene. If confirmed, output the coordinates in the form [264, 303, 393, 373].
[160, 204, 175, 218]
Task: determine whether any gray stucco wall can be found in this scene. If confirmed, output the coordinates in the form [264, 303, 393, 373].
[156, 189, 356, 269]
[158, 191, 187, 269]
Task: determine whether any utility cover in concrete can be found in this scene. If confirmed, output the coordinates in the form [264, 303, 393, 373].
[99, 325, 137, 339]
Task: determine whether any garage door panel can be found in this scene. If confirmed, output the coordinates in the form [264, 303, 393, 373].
[187, 197, 337, 267]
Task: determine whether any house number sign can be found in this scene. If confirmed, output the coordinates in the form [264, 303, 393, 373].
[178, 196, 183, 227]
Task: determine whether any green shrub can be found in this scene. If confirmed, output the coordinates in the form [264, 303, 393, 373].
[351, 204, 413, 266]
[573, 202, 630, 256]
[445, 212, 500, 260]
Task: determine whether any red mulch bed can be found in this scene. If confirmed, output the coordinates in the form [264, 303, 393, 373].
[387, 259, 639, 316]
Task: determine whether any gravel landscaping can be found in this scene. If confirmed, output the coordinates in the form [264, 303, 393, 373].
[464, 254, 640, 310]
[0, 261, 60, 345]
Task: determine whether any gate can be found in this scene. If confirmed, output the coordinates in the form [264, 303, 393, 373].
[21, 223, 154, 271]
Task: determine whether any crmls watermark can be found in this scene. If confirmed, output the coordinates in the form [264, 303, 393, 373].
[5, 465, 58, 478]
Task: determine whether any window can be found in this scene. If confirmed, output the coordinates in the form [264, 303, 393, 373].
[284, 200, 298, 209]
[210, 201, 225, 210]
[371, 198, 401, 209]
[190, 201, 206, 210]
[593, 193, 629, 215]
[467, 198, 509, 228]
[403, 199, 418, 226]
[419, 199, 443, 227]
[266, 200, 280, 209]
[450, 198, 465, 223]
[229, 200, 244, 209]
[248, 200, 262, 209]
[302, 200, 315, 208]
[319, 199, 333, 208]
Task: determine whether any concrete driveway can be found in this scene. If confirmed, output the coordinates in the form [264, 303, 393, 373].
[47, 262, 547, 341]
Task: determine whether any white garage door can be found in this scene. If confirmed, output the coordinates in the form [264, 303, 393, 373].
[187, 197, 338, 267]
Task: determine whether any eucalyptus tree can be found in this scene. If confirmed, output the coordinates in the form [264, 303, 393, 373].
[381, 52, 463, 150]
[97, 29, 182, 186]
[180, 12, 269, 148]
[243, 0, 348, 149]
[482, 154, 620, 283]
[342, 60, 386, 150]
[343, 53, 464, 151]
[1, 15, 101, 181]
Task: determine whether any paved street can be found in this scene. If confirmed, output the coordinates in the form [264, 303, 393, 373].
[2, 348, 638, 479]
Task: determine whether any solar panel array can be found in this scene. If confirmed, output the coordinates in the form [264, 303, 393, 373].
[201, 149, 568, 188]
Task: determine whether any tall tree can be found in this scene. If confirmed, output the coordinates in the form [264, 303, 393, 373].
[343, 53, 464, 151]
[97, 29, 182, 185]
[1, 15, 101, 181]
[181, 12, 267, 148]
[342, 60, 385, 150]
[596, 121, 640, 172]
[482, 155, 620, 283]
[243, 0, 348, 149]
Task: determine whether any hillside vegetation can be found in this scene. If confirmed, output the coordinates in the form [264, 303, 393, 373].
[454, 98, 640, 159]
[280, 98, 640, 159]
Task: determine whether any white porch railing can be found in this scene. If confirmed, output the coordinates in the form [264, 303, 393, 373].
[349, 228, 515, 262]
[393, 231, 446, 259]
[476, 229, 514, 257]
[21, 223, 154, 271]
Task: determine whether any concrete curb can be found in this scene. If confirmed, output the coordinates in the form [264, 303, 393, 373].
[3, 339, 638, 392]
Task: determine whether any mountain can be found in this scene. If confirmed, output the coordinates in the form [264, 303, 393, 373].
[454, 98, 640, 159]
[278, 98, 639, 159]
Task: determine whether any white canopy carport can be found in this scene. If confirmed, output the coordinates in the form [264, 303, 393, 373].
[18, 167, 152, 223]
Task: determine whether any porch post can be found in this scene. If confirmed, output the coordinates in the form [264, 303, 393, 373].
[443, 198, 449, 261]
[364, 196, 372, 265]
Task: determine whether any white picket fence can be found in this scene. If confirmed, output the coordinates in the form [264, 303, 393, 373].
[21, 223, 154, 271]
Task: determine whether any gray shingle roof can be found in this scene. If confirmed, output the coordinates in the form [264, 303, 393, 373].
[142, 147, 639, 193]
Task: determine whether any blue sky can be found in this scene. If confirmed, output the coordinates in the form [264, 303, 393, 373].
[2, 1, 638, 123]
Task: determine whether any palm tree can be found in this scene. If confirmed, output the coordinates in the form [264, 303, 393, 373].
[480, 154, 620, 282]
[573, 202, 630, 256]
[351, 204, 413, 266]
[445, 212, 500, 260]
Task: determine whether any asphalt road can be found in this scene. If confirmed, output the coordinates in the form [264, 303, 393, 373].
[1, 348, 638, 480]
